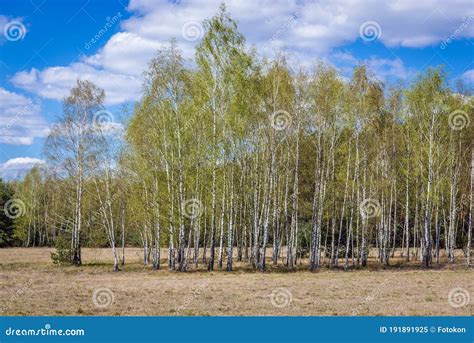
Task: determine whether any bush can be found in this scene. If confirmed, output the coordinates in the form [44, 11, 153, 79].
[50, 232, 72, 265]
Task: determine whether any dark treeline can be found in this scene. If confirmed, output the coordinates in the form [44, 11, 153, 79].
[1, 5, 473, 272]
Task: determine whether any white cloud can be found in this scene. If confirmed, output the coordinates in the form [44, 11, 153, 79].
[332, 52, 412, 82]
[365, 57, 411, 81]
[0, 87, 48, 145]
[11, 63, 142, 105]
[84, 32, 163, 76]
[10, 0, 473, 104]
[461, 69, 474, 83]
[0, 157, 45, 180]
[116, 0, 474, 53]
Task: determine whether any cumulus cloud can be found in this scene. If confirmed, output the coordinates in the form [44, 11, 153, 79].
[84, 32, 163, 76]
[123, 0, 473, 51]
[11, 62, 142, 105]
[10, 0, 474, 104]
[0, 157, 45, 180]
[0, 87, 48, 145]
[364, 57, 412, 82]
[461, 69, 474, 83]
[332, 52, 412, 82]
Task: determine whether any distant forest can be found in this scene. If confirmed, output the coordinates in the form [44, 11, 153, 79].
[1, 5, 472, 272]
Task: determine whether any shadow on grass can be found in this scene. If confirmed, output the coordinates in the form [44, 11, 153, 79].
[3, 255, 469, 274]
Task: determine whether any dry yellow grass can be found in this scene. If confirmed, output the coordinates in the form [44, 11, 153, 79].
[0, 247, 472, 316]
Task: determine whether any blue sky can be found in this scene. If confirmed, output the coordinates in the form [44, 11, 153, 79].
[0, 0, 473, 179]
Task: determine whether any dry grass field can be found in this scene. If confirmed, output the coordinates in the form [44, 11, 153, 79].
[0, 247, 472, 316]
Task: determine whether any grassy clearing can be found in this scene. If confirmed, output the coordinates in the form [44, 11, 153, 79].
[0, 247, 472, 316]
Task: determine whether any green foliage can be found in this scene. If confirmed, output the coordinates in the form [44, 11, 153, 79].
[6, 6, 473, 271]
[50, 232, 72, 265]
[0, 178, 14, 247]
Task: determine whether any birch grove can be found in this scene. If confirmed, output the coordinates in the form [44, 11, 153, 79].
[3, 6, 473, 272]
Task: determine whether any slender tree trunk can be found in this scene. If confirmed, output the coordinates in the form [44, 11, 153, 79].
[467, 147, 473, 268]
[227, 168, 235, 271]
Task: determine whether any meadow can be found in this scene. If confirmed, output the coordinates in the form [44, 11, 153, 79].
[1, 248, 472, 316]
